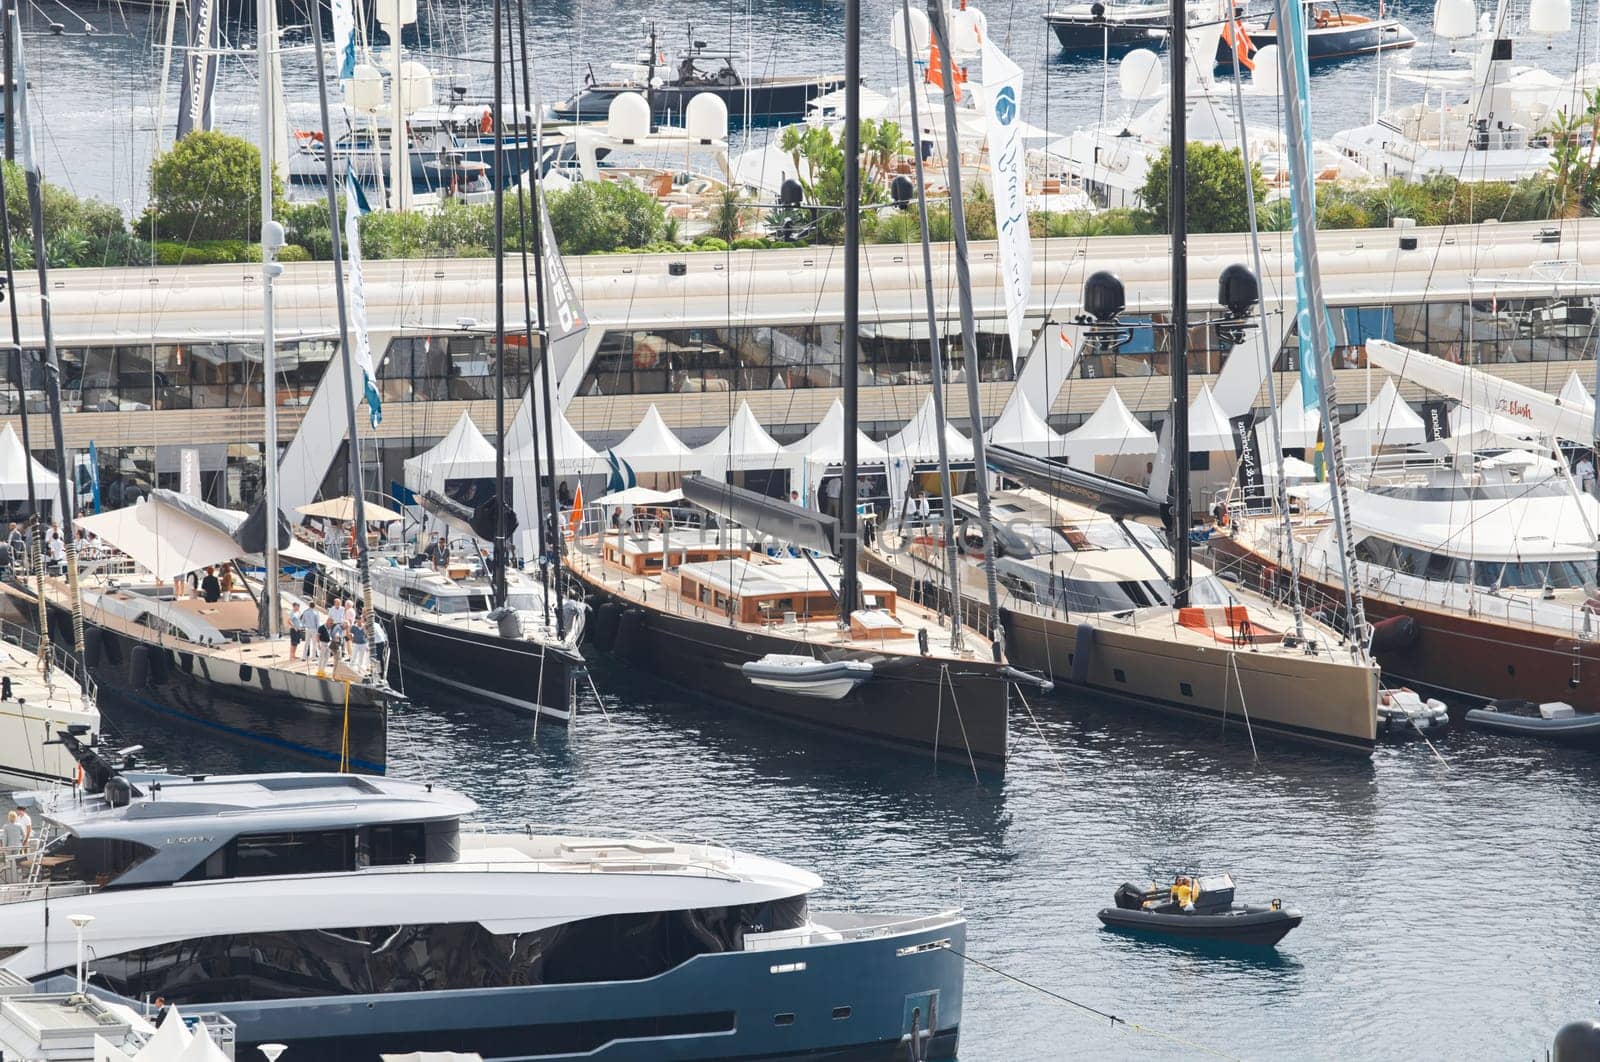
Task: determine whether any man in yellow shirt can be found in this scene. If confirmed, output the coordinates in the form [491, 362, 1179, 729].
[1170, 876, 1196, 910]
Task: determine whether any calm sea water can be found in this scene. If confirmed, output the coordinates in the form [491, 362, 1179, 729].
[25, 0, 1600, 214]
[97, 657, 1600, 1061]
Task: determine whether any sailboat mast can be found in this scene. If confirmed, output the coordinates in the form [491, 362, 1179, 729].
[1168, 0, 1192, 607]
[927, 1, 1002, 651]
[258, 0, 282, 639]
[515, 0, 567, 636]
[0, 138, 47, 664]
[490, 0, 508, 610]
[899, 0, 962, 648]
[8, 9, 84, 661]
[309, 0, 374, 662]
[838, 0, 859, 624]
[1273, 0, 1366, 644]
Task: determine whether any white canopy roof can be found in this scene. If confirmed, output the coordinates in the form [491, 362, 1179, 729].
[987, 386, 1064, 457]
[1342, 378, 1425, 452]
[693, 401, 786, 470]
[609, 404, 695, 473]
[1262, 455, 1317, 480]
[783, 399, 887, 466]
[77, 493, 329, 581]
[403, 412, 497, 492]
[1060, 387, 1158, 461]
[511, 409, 606, 475]
[1262, 379, 1322, 450]
[1560, 370, 1594, 412]
[595, 486, 683, 507]
[1187, 383, 1235, 452]
[0, 422, 58, 500]
[882, 395, 974, 464]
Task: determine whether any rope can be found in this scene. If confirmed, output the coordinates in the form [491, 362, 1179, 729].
[942, 944, 1245, 1060]
[339, 680, 351, 773]
[1225, 650, 1260, 762]
[1011, 684, 1067, 780]
[939, 663, 980, 785]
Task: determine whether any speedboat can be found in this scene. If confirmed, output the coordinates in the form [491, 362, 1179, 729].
[0, 732, 967, 1061]
[1098, 875, 1303, 947]
[1466, 699, 1600, 748]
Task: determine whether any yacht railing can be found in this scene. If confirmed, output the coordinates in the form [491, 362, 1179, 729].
[0, 614, 97, 706]
[745, 908, 964, 951]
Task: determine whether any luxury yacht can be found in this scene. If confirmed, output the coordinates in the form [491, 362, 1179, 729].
[0, 734, 965, 1061]
[1214, 450, 1600, 713]
[0, 623, 98, 790]
[868, 488, 1379, 753]
[568, 479, 1023, 770]
[365, 546, 587, 721]
[0, 491, 403, 774]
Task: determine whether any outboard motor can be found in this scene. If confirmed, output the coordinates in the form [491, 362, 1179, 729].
[1114, 882, 1157, 910]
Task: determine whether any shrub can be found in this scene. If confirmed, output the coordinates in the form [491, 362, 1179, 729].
[547, 180, 665, 254]
[147, 131, 284, 243]
[1139, 143, 1264, 233]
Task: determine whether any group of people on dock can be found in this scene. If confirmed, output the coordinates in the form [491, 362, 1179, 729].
[288, 597, 385, 675]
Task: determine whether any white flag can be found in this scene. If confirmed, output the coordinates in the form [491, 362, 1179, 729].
[6, 10, 36, 177]
[981, 37, 1032, 365]
[331, 0, 357, 80]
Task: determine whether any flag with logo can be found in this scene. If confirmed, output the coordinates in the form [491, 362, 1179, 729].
[175, 0, 219, 137]
[332, 0, 358, 80]
[982, 37, 1032, 366]
[1280, 0, 1335, 410]
[343, 169, 382, 428]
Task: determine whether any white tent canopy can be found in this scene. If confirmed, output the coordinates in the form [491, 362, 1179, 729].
[783, 399, 887, 466]
[0, 422, 58, 500]
[987, 386, 1064, 457]
[882, 395, 974, 464]
[1060, 387, 1158, 461]
[1560, 370, 1594, 412]
[511, 409, 607, 476]
[403, 411, 497, 493]
[77, 492, 329, 581]
[608, 404, 696, 473]
[1187, 383, 1236, 452]
[1262, 455, 1317, 480]
[1342, 378, 1425, 452]
[693, 400, 786, 471]
[1261, 379, 1322, 450]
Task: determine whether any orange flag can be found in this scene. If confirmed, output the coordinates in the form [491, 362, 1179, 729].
[567, 483, 584, 536]
[1222, 18, 1256, 71]
[926, 40, 967, 101]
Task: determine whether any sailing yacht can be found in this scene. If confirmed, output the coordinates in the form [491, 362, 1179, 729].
[0, 632, 99, 790]
[871, 487, 1379, 751]
[0, 733, 966, 1060]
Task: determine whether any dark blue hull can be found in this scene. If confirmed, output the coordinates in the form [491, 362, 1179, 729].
[195, 916, 964, 1061]
[1232, 17, 1416, 61]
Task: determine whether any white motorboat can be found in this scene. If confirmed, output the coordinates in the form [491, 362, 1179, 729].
[741, 654, 875, 700]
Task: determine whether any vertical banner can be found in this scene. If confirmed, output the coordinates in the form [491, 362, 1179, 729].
[331, 0, 358, 80]
[343, 170, 382, 427]
[538, 191, 590, 385]
[179, 447, 201, 498]
[981, 38, 1032, 367]
[73, 451, 99, 514]
[1281, 0, 1332, 410]
[1229, 413, 1269, 513]
[1421, 400, 1451, 442]
[175, 0, 219, 139]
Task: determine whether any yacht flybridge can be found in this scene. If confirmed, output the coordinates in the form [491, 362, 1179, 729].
[0, 733, 966, 1061]
[870, 489, 1379, 753]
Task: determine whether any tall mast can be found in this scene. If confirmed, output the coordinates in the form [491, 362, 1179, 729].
[9, 8, 84, 661]
[490, 0, 508, 609]
[1273, 0, 1365, 642]
[309, 0, 375, 669]
[899, 0, 962, 649]
[927, 1, 1002, 653]
[0, 119, 47, 665]
[1167, 0, 1192, 607]
[257, 0, 282, 639]
[514, 0, 566, 635]
[838, 0, 859, 623]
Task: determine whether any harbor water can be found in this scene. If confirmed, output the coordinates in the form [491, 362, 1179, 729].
[106, 656, 1600, 1060]
[29, 0, 1600, 211]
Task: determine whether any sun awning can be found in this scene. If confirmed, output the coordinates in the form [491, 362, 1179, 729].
[297, 496, 405, 523]
[78, 492, 246, 581]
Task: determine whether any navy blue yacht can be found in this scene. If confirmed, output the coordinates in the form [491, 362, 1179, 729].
[0, 735, 964, 1060]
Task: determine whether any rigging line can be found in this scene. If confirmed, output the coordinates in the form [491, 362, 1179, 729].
[942, 944, 1245, 1060]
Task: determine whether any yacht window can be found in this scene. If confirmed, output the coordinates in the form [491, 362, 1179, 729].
[184, 829, 357, 881]
[1424, 552, 1456, 581]
[1545, 560, 1590, 589]
[1354, 537, 1394, 568]
[47, 835, 159, 889]
[504, 593, 544, 611]
[998, 572, 1037, 603]
[365, 823, 427, 867]
[1059, 579, 1145, 613]
[76, 896, 811, 1004]
[1473, 561, 1504, 588]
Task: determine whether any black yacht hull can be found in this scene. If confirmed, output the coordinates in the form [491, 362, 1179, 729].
[551, 77, 848, 122]
[3, 590, 392, 774]
[386, 611, 582, 720]
[578, 583, 1010, 770]
[1047, 13, 1170, 53]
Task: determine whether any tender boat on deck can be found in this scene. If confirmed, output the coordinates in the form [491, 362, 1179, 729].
[741, 654, 875, 700]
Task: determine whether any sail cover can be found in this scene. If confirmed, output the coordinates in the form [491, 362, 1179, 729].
[681, 474, 839, 555]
